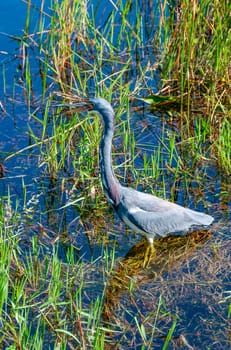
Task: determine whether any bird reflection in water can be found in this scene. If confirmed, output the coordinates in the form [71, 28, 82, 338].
[103, 229, 213, 323]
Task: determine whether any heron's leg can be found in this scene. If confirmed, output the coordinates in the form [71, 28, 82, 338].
[143, 239, 155, 267]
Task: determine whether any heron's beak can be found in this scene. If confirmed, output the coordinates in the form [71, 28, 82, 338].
[55, 100, 93, 113]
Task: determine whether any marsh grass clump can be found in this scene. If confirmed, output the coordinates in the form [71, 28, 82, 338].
[155, 0, 231, 173]
[0, 197, 110, 349]
[161, 1, 230, 99]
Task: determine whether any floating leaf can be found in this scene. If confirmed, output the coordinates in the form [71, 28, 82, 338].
[138, 95, 177, 105]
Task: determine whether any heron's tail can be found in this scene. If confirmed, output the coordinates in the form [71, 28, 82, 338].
[186, 209, 214, 226]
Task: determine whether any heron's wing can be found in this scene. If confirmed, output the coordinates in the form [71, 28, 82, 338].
[122, 187, 181, 211]
[126, 207, 190, 236]
[119, 187, 213, 236]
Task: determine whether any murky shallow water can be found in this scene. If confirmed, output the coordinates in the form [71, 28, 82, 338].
[0, 1, 230, 349]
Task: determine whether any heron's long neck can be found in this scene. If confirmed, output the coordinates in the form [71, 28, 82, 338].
[99, 124, 120, 207]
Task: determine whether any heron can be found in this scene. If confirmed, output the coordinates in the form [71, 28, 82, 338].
[67, 97, 214, 264]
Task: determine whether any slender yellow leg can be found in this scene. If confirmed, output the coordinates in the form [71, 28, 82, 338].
[143, 242, 155, 267]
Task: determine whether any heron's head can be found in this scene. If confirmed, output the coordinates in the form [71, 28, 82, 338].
[58, 97, 115, 127]
[88, 98, 115, 126]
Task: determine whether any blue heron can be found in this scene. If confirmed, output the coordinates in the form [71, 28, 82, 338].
[70, 98, 214, 262]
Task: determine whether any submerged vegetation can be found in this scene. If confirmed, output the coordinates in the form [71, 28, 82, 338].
[0, 0, 230, 348]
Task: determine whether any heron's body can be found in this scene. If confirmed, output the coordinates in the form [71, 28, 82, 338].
[80, 98, 214, 244]
[116, 186, 213, 243]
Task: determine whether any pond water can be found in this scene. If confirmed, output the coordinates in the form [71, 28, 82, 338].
[0, 1, 230, 349]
